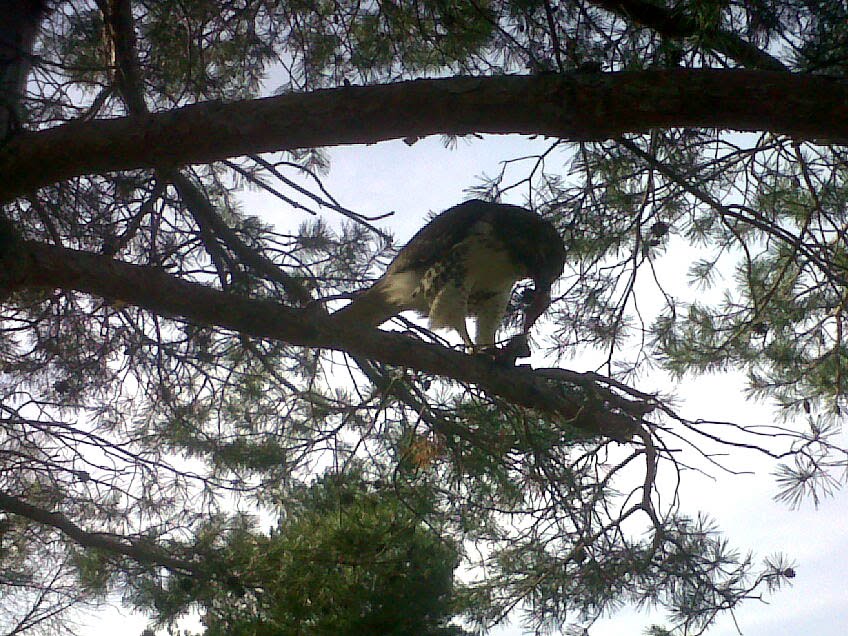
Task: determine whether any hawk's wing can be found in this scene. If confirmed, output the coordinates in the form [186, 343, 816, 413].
[385, 199, 503, 275]
[331, 200, 524, 328]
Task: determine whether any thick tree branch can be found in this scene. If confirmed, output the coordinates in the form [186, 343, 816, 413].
[98, 0, 147, 114]
[590, 0, 787, 71]
[0, 236, 645, 441]
[0, 491, 201, 575]
[2, 70, 847, 202]
[0, 0, 49, 138]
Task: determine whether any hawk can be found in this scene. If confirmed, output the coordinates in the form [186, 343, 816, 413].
[333, 200, 566, 349]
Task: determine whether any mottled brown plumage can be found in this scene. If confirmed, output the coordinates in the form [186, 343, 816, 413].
[333, 200, 566, 347]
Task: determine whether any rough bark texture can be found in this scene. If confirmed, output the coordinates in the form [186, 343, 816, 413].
[2, 69, 847, 201]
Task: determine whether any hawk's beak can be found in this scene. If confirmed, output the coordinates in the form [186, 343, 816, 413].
[523, 288, 551, 333]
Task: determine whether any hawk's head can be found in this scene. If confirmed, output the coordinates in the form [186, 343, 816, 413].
[517, 217, 567, 333]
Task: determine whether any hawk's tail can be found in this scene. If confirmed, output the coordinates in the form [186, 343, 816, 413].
[331, 278, 403, 328]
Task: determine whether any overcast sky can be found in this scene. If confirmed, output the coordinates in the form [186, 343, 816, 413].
[85, 134, 848, 636]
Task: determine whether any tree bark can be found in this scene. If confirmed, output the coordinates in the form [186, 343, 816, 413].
[0, 0, 50, 138]
[0, 490, 201, 574]
[588, 0, 786, 70]
[2, 69, 847, 202]
[0, 236, 645, 441]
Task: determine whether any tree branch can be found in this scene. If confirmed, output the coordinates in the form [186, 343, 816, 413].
[2, 70, 846, 202]
[0, 491, 201, 575]
[0, 236, 645, 441]
[589, 0, 787, 71]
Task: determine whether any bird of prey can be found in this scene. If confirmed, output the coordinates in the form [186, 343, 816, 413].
[333, 200, 566, 349]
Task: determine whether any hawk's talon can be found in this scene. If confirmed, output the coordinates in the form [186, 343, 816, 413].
[470, 344, 499, 358]
[469, 334, 531, 366]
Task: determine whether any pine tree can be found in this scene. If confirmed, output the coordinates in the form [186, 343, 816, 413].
[1, 1, 846, 634]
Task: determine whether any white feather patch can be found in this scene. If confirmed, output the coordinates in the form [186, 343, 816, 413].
[382, 271, 429, 312]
